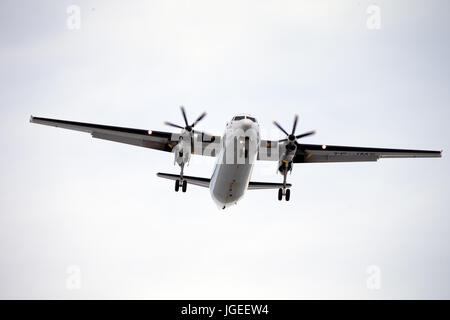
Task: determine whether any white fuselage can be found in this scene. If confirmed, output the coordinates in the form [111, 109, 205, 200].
[209, 116, 260, 209]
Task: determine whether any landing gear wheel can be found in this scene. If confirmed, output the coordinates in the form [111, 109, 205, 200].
[285, 189, 290, 201]
[278, 188, 283, 201]
[175, 180, 180, 192]
[182, 180, 187, 193]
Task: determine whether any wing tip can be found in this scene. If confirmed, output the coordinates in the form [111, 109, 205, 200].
[29, 115, 34, 123]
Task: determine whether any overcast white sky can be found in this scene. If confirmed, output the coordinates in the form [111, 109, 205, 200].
[1, 0, 449, 299]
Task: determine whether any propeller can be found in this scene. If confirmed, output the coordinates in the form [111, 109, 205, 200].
[273, 115, 316, 148]
[164, 105, 207, 133]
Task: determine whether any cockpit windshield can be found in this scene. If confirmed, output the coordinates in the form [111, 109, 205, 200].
[232, 115, 257, 123]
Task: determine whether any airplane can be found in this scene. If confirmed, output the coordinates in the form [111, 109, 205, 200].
[30, 106, 442, 209]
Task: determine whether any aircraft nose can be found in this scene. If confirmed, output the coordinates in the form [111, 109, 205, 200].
[240, 119, 253, 131]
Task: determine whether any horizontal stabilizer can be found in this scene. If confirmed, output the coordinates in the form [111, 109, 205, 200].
[157, 172, 290, 190]
[247, 181, 291, 190]
[156, 173, 210, 188]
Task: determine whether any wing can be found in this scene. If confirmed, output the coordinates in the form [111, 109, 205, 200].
[295, 143, 442, 163]
[258, 140, 442, 163]
[30, 116, 221, 156]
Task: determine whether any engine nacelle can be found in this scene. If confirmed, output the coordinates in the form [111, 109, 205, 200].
[277, 142, 296, 173]
[174, 135, 191, 167]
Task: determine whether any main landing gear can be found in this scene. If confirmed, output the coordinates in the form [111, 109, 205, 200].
[277, 167, 290, 201]
[278, 187, 290, 201]
[174, 163, 187, 193]
[175, 179, 187, 192]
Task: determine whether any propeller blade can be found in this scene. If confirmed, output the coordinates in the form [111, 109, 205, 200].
[180, 105, 189, 127]
[164, 121, 184, 129]
[273, 121, 289, 136]
[191, 112, 207, 127]
[296, 130, 316, 139]
[291, 114, 299, 135]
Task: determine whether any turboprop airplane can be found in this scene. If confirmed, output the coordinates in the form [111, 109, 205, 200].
[30, 106, 442, 209]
